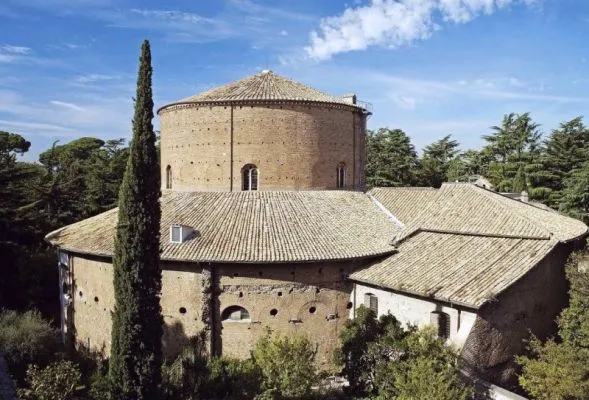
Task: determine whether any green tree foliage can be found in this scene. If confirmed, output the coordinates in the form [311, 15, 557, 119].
[19, 360, 82, 400]
[337, 307, 471, 399]
[0, 309, 61, 383]
[559, 162, 589, 224]
[531, 117, 589, 206]
[418, 135, 460, 187]
[252, 332, 317, 400]
[482, 112, 542, 192]
[109, 40, 163, 399]
[517, 251, 589, 399]
[365, 128, 419, 188]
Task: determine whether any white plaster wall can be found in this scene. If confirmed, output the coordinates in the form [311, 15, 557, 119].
[351, 284, 477, 348]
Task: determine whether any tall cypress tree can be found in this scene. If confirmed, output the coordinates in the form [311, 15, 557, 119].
[109, 40, 162, 399]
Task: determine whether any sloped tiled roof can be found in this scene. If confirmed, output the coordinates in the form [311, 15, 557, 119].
[160, 70, 362, 110]
[46, 191, 399, 263]
[352, 183, 588, 308]
[368, 187, 438, 225]
[380, 183, 587, 243]
[350, 232, 556, 308]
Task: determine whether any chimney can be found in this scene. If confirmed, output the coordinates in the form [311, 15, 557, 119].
[341, 93, 357, 105]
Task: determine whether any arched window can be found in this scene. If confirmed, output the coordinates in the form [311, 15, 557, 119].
[242, 164, 258, 191]
[166, 165, 173, 189]
[430, 311, 451, 339]
[337, 162, 346, 189]
[363, 293, 378, 315]
[221, 306, 251, 322]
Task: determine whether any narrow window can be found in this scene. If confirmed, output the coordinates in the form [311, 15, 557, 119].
[166, 165, 173, 189]
[242, 164, 259, 191]
[430, 311, 451, 339]
[337, 162, 346, 188]
[364, 293, 378, 315]
[221, 305, 251, 322]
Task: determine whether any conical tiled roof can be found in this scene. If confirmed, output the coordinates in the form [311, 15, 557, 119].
[160, 70, 362, 110]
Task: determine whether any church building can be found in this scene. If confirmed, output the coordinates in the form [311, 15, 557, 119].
[46, 70, 587, 388]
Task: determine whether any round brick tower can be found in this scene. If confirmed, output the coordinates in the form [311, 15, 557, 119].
[157, 70, 371, 192]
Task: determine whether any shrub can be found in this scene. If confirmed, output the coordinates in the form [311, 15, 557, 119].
[18, 360, 81, 400]
[252, 331, 317, 400]
[0, 309, 60, 381]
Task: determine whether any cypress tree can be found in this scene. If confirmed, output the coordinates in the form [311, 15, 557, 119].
[109, 40, 162, 399]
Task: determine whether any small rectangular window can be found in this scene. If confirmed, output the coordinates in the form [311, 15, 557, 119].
[170, 225, 181, 243]
[364, 293, 378, 315]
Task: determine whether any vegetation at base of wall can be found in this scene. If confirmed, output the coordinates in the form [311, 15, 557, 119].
[108, 40, 163, 400]
[516, 249, 589, 400]
[0, 309, 61, 383]
[18, 360, 82, 400]
[335, 306, 472, 400]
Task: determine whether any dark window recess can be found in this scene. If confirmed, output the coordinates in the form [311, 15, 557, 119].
[430, 311, 451, 339]
[166, 165, 173, 189]
[221, 306, 251, 321]
[364, 293, 378, 315]
[270, 309, 278, 316]
[346, 302, 353, 309]
[238, 292, 244, 298]
[336, 162, 346, 188]
[277, 292, 282, 297]
[179, 307, 187, 314]
[242, 164, 259, 191]
[309, 306, 317, 314]
[94, 297, 99, 303]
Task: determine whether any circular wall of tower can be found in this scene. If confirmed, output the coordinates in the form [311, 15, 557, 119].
[158, 101, 367, 191]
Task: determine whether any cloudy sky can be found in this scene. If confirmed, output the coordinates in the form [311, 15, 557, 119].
[1, 0, 588, 160]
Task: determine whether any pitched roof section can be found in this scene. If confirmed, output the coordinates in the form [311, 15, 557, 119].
[354, 183, 587, 308]
[46, 191, 399, 263]
[370, 183, 586, 243]
[161, 70, 364, 110]
[350, 232, 557, 308]
[368, 187, 438, 225]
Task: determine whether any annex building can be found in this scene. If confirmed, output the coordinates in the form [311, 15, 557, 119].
[46, 70, 587, 389]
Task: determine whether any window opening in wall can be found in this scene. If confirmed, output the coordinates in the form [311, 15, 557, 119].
[346, 302, 353, 309]
[309, 306, 316, 314]
[277, 291, 282, 297]
[166, 165, 173, 189]
[364, 293, 378, 315]
[430, 311, 451, 339]
[270, 309, 278, 316]
[179, 307, 187, 314]
[94, 297, 99, 303]
[336, 162, 346, 188]
[242, 164, 259, 191]
[221, 306, 251, 322]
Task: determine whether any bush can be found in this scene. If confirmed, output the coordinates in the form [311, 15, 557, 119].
[18, 360, 81, 400]
[0, 309, 60, 382]
[252, 331, 317, 400]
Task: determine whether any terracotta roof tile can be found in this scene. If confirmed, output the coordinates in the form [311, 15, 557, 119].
[350, 232, 558, 308]
[45, 191, 399, 263]
[162, 70, 362, 109]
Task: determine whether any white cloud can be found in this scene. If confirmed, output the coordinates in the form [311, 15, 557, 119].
[1, 44, 31, 54]
[50, 100, 86, 112]
[305, 0, 537, 60]
[73, 73, 116, 83]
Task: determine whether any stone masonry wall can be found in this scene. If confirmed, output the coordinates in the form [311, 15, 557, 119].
[159, 103, 366, 192]
[216, 261, 357, 367]
[67, 253, 358, 366]
[460, 241, 579, 389]
[69, 256, 204, 358]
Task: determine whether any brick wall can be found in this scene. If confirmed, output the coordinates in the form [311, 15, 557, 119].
[66, 253, 359, 366]
[159, 103, 367, 192]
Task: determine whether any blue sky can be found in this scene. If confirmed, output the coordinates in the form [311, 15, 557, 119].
[1, 0, 589, 161]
